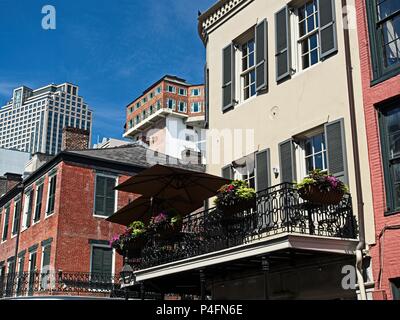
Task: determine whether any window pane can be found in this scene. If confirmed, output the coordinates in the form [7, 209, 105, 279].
[313, 134, 323, 152]
[314, 153, 323, 170]
[386, 107, 400, 157]
[305, 139, 312, 155]
[306, 157, 314, 173]
[377, 0, 400, 20]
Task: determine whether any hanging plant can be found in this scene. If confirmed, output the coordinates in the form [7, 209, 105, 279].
[213, 180, 256, 215]
[297, 170, 349, 205]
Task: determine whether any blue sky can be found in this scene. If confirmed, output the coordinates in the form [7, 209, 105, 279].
[0, 0, 215, 144]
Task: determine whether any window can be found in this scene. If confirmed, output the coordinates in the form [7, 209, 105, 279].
[390, 278, 400, 300]
[142, 109, 147, 119]
[2, 206, 10, 241]
[40, 245, 51, 290]
[231, 154, 256, 189]
[241, 39, 256, 100]
[378, 99, 400, 214]
[298, 0, 320, 70]
[91, 246, 113, 276]
[167, 98, 176, 110]
[191, 102, 202, 113]
[28, 251, 37, 295]
[367, 0, 400, 81]
[12, 200, 21, 236]
[178, 101, 187, 112]
[304, 132, 327, 174]
[156, 86, 162, 95]
[22, 189, 34, 230]
[46, 175, 57, 215]
[135, 115, 140, 125]
[167, 85, 176, 93]
[275, 0, 337, 81]
[33, 184, 43, 223]
[178, 88, 187, 96]
[191, 88, 201, 97]
[94, 174, 116, 217]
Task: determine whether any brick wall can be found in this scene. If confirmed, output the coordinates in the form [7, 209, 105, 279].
[356, 0, 400, 300]
[61, 127, 90, 151]
[0, 161, 139, 279]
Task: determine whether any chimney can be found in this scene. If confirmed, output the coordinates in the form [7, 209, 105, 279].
[3, 172, 23, 192]
[61, 127, 90, 151]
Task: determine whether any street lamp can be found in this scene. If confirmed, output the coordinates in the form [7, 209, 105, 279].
[120, 256, 134, 300]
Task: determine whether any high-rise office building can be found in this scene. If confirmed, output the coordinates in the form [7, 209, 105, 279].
[0, 83, 93, 155]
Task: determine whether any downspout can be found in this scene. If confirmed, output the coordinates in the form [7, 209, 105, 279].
[13, 187, 24, 277]
[341, 0, 367, 300]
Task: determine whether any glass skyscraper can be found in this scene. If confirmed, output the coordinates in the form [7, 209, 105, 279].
[0, 83, 93, 155]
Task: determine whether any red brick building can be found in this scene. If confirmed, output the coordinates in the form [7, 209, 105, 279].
[0, 141, 203, 297]
[356, 0, 400, 300]
[123, 75, 206, 163]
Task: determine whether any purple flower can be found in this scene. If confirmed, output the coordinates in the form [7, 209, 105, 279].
[326, 176, 339, 189]
[153, 212, 168, 224]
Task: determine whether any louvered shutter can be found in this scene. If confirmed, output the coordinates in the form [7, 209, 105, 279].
[221, 165, 233, 180]
[222, 43, 235, 111]
[275, 6, 291, 81]
[34, 184, 43, 222]
[2, 207, 10, 241]
[256, 19, 268, 92]
[318, 0, 337, 59]
[26, 190, 34, 228]
[204, 64, 210, 128]
[279, 139, 296, 183]
[13, 201, 21, 235]
[95, 176, 106, 215]
[256, 149, 271, 192]
[91, 247, 112, 275]
[324, 118, 348, 184]
[105, 177, 116, 217]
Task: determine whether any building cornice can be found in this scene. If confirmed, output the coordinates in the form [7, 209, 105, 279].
[198, 0, 251, 44]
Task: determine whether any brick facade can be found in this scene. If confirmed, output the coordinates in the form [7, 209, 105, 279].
[355, 0, 400, 300]
[0, 159, 138, 281]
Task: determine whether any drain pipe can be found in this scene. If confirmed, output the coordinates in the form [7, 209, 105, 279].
[341, 0, 367, 300]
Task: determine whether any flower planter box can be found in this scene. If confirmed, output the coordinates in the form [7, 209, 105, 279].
[217, 198, 256, 216]
[298, 185, 344, 206]
[156, 222, 183, 240]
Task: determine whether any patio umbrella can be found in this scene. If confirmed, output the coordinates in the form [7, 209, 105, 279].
[106, 195, 202, 226]
[115, 164, 229, 209]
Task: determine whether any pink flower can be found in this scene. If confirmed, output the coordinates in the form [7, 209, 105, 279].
[326, 176, 339, 189]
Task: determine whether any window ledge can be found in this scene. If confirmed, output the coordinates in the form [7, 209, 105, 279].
[384, 210, 400, 217]
[93, 214, 108, 219]
[45, 212, 55, 220]
[371, 67, 400, 87]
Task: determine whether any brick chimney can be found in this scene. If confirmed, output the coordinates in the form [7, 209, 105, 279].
[3, 173, 23, 192]
[61, 127, 90, 151]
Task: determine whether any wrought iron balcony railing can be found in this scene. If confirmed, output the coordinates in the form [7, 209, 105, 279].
[137, 183, 357, 269]
[0, 271, 121, 298]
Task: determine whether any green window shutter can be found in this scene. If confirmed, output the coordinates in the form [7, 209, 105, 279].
[2, 207, 10, 241]
[47, 176, 57, 214]
[317, 0, 338, 59]
[275, 6, 291, 81]
[204, 64, 209, 128]
[221, 165, 233, 180]
[26, 190, 34, 228]
[34, 184, 43, 222]
[18, 257, 25, 276]
[279, 139, 296, 183]
[12, 201, 21, 235]
[42, 245, 51, 269]
[222, 43, 235, 111]
[255, 19, 268, 92]
[324, 118, 348, 184]
[95, 176, 106, 215]
[105, 177, 116, 217]
[91, 247, 112, 275]
[256, 149, 271, 192]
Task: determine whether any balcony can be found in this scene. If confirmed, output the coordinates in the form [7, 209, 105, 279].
[0, 271, 121, 298]
[132, 183, 357, 276]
